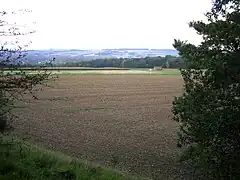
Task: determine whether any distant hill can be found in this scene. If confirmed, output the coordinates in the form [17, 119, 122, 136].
[23, 49, 179, 65]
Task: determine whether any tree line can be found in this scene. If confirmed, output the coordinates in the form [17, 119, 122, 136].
[2, 55, 185, 69]
[41, 55, 185, 68]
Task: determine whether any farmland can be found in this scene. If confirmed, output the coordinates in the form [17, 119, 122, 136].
[11, 72, 187, 179]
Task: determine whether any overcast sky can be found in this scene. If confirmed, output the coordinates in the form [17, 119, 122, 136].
[1, 0, 212, 50]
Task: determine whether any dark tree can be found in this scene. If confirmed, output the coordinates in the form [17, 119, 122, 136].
[172, 0, 240, 179]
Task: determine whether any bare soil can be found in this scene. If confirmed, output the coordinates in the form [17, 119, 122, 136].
[12, 75, 189, 179]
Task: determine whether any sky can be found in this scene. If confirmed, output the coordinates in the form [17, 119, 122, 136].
[1, 0, 212, 50]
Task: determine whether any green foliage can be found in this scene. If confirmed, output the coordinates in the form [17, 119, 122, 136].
[24, 56, 186, 69]
[172, 0, 240, 179]
[0, 137, 141, 180]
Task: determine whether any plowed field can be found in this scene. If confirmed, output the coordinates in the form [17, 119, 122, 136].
[13, 75, 186, 179]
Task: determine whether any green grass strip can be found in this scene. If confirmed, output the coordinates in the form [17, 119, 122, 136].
[0, 136, 149, 180]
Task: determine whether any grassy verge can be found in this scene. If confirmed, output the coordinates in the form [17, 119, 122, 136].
[0, 136, 147, 180]
[49, 70, 181, 76]
[2, 69, 181, 76]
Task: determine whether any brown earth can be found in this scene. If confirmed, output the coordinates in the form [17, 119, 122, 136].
[12, 75, 192, 179]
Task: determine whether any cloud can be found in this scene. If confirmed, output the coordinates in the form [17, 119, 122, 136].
[1, 0, 212, 49]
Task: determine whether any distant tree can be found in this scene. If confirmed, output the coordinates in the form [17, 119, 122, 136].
[51, 56, 185, 69]
[163, 56, 171, 68]
[0, 10, 51, 132]
[172, 0, 240, 179]
[121, 59, 136, 68]
[165, 59, 169, 68]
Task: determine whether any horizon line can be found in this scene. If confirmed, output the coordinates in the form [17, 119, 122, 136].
[25, 48, 177, 51]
